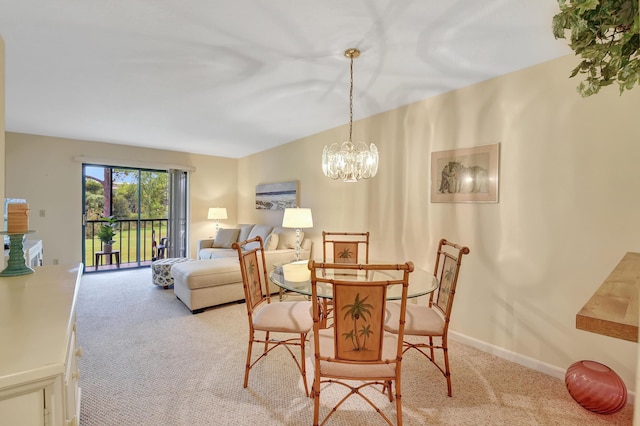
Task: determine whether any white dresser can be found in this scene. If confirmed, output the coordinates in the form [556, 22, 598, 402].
[0, 264, 83, 426]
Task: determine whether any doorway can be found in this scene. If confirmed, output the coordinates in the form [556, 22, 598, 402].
[82, 164, 186, 272]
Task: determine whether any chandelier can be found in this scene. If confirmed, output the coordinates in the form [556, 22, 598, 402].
[322, 48, 378, 182]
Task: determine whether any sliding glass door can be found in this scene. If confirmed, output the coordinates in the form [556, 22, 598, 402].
[82, 164, 186, 272]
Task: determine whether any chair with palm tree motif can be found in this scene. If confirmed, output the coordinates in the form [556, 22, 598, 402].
[309, 260, 414, 425]
[384, 238, 469, 397]
[232, 236, 313, 396]
[322, 231, 370, 264]
[320, 232, 370, 327]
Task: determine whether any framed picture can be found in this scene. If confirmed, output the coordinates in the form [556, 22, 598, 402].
[255, 181, 299, 210]
[431, 143, 500, 203]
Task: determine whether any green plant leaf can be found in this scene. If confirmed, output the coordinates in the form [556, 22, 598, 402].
[554, 0, 639, 96]
[552, 14, 568, 38]
[575, 0, 600, 14]
[570, 62, 583, 78]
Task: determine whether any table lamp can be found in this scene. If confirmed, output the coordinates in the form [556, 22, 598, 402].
[282, 207, 313, 261]
[207, 207, 228, 235]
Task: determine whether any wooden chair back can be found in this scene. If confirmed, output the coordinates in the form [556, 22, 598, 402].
[310, 261, 412, 364]
[233, 236, 270, 313]
[322, 231, 370, 264]
[430, 239, 470, 324]
[333, 280, 387, 361]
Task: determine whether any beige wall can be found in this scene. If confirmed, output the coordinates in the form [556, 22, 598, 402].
[238, 54, 640, 390]
[4, 133, 237, 264]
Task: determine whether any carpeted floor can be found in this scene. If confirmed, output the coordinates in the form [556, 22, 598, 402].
[77, 268, 633, 425]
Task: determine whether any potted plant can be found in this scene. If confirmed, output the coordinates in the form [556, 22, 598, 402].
[97, 216, 117, 253]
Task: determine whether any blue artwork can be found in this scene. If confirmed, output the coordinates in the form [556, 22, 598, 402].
[255, 181, 298, 210]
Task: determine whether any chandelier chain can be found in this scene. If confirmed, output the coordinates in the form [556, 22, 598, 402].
[349, 55, 354, 143]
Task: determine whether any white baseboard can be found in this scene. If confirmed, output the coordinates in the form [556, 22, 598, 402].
[448, 331, 636, 405]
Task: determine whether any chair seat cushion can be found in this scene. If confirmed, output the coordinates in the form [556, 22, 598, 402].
[385, 302, 445, 336]
[253, 300, 313, 333]
[311, 328, 397, 379]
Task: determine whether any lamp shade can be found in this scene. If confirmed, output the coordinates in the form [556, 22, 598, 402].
[282, 208, 313, 229]
[207, 207, 228, 220]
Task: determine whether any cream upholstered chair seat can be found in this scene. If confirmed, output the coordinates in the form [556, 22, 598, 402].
[385, 303, 445, 336]
[252, 300, 312, 333]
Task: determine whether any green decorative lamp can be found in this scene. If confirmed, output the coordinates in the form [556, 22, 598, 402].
[1, 202, 35, 276]
[0, 231, 35, 276]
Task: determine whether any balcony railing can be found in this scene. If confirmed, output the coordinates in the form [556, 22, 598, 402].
[85, 218, 168, 270]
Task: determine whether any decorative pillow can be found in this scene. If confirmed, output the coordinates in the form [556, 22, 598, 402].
[244, 225, 274, 251]
[277, 229, 303, 250]
[236, 224, 254, 243]
[212, 228, 240, 248]
[264, 233, 279, 251]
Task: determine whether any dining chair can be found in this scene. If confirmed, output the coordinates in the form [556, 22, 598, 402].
[309, 260, 414, 425]
[321, 232, 370, 327]
[232, 236, 313, 396]
[385, 238, 469, 397]
[322, 231, 370, 264]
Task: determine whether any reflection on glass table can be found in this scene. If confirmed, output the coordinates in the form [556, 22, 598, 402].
[270, 259, 438, 300]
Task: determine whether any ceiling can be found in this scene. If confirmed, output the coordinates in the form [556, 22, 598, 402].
[0, 1, 571, 159]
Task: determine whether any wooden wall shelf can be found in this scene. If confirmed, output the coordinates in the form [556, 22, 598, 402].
[576, 252, 640, 342]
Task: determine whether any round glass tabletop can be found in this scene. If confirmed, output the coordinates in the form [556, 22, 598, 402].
[269, 260, 438, 299]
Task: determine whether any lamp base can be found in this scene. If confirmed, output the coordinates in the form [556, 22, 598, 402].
[1, 234, 34, 276]
[294, 228, 301, 262]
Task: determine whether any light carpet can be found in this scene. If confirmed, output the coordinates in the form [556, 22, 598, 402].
[77, 268, 633, 425]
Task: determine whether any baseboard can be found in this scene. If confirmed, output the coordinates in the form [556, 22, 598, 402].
[449, 331, 565, 378]
[448, 330, 636, 404]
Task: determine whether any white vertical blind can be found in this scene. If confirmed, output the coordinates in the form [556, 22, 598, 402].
[167, 170, 188, 258]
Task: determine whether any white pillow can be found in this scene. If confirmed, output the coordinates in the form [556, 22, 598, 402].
[213, 228, 240, 248]
[277, 230, 303, 250]
[236, 224, 254, 243]
[244, 225, 274, 251]
[264, 233, 279, 250]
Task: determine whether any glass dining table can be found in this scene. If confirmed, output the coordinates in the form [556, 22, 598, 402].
[269, 260, 439, 300]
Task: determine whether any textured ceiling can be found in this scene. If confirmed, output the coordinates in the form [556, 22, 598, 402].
[0, 1, 571, 158]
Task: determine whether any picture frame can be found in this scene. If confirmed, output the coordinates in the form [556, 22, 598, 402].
[255, 181, 299, 210]
[430, 143, 500, 203]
